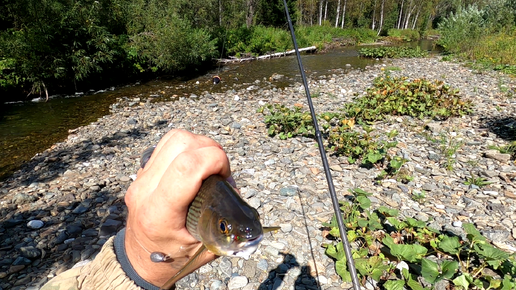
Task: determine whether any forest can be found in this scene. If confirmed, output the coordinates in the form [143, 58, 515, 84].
[0, 0, 515, 100]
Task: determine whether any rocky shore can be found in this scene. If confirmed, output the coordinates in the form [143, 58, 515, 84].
[0, 56, 515, 290]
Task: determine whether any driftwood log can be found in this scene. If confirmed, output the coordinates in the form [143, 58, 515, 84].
[217, 46, 317, 64]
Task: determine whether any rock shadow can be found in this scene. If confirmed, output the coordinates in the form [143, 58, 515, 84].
[0, 120, 173, 288]
[258, 253, 320, 290]
[480, 116, 516, 141]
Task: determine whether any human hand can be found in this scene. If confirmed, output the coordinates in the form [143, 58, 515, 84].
[123, 129, 232, 286]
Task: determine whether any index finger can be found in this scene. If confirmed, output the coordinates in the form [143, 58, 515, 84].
[138, 130, 223, 190]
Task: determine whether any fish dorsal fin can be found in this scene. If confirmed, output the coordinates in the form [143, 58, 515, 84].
[160, 245, 208, 290]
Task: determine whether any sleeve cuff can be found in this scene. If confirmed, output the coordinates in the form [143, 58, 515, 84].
[114, 228, 161, 290]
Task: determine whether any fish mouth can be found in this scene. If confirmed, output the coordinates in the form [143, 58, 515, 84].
[243, 234, 263, 248]
[228, 234, 263, 259]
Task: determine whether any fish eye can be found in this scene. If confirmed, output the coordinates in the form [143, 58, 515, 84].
[219, 219, 231, 234]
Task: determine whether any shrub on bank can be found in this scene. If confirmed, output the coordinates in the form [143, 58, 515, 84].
[222, 25, 378, 57]
[387, 29, 421, 42]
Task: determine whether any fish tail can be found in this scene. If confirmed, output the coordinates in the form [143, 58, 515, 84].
[160, 245, 208, 290]
[263, 226, 281, 233]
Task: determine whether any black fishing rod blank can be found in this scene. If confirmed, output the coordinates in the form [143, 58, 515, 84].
[281, 1, 361, 290]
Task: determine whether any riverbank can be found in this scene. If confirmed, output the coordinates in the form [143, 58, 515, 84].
[0, 56, 515, 290]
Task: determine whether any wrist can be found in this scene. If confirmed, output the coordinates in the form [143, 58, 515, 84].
[114, 228, 172, 289]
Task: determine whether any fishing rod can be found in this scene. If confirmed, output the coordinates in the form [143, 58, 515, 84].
[281, 1, 361, 290]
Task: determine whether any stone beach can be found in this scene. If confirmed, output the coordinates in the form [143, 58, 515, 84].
[0, 56, 515, 290]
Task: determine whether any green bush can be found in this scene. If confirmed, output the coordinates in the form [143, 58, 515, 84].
[345, 76, 473, 122]
[437, 5, 487, 53]
[358, 46, 428, 58]
[387, 29, 421, 41]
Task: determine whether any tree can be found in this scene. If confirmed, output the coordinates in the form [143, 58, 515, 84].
[256, 0, 297, 27]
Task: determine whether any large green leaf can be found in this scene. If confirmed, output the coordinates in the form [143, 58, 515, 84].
[383, 280, 405, 290]
[474, 243, 509, 269]
[356, 195, 371, 209]
[421, 258, 439, 284]
[438, 235, 462, 255]
[335, 259, 351, 282]
[377, 206, 399, 217]
[463, 223, 487, 243]
[389, 242, 428, 263]
[453, 273, 473, 289]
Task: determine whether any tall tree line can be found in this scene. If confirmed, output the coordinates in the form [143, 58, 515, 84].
[296, 0, 496, 33]
[0, 0, 513, 98]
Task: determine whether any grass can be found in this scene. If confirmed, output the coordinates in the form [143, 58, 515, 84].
[464, 174, 492, 187]
[441, 30, 516, 77]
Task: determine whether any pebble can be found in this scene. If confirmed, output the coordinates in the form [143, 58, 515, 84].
[452, 221, 462, 228]
[27, 220, 44, 229]
[227, 276, 248, 289]
[1, 56, 515, 290]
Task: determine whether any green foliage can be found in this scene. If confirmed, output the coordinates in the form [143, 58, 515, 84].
[426, 130, 464, 170]
[437, 5, 487, 54]
[327, 125, 398, 167]
[0, 0, 128, 93]
[464, 172, 493, 187]
[255, 0, 297, 27]
[222, 25, 378, 57]
[344, 76, 473, 123]
[258, 104, 314, 140]
[126, 0, 217, 72]
[489, 141, 516, 159]
[358, 46, 428, 58]
[322, 192, 516, 289]
[387, 29, 421, 42]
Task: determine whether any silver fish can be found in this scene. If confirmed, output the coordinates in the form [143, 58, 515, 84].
[139, 146, 278, 289]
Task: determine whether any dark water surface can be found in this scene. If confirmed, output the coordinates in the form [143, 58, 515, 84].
[0, 42, 436, 181]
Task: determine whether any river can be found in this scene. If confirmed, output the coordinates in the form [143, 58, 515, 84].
[0, 40, 437, 181]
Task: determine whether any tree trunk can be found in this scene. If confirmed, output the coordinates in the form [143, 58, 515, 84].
[377, 0, 385, 35]
[340, 0, 347, 28]
[219, 0, 222, 26]
[325, 0, 329, 21]
[246, 0, 255, 28]
[412, 2, 422, 29]
[319, 0, 323, 25]
[335, 0, 341, 27]
[372, 0, 377, 30]
[397, 0, 405, 29]
[403, 0, 416, 29]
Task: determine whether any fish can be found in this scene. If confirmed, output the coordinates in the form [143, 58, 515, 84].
[139, 146, 279, 290]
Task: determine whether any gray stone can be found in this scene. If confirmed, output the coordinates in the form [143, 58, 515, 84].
[211, 280, 223, 290]
[257, 259, 268, 271]
[279, 186, 298, 196]
[99, 219, 122, 236]
[279, 223, 293, 233]
[19, 246, 41, 259]
[12, 256, 32, 266]
[27, 220, 44, 229]
[228, 276, 248, 289]
[484, 150, 511, 162]
[12, 193, 38, 204]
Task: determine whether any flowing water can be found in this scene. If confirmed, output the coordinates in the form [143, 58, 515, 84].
[0, 42, 437, 181]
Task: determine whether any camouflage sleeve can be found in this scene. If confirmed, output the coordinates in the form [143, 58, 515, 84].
[40, 236, 146, 290]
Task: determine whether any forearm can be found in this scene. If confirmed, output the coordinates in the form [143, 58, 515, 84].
[41, 232, 153, 290]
